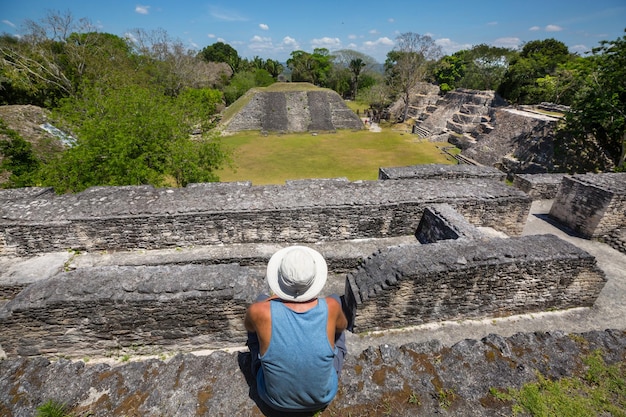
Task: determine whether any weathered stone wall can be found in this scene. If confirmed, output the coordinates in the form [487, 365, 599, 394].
[417, 89, 500, 138]
[415, 204, 489, 243]
[378, 164, 505, 181]
[345, 234, 606, 332]
[0, 264, 266, 357]
[461, 108, 559, 173]
[0, 178, 531, 256]
[512, 173, 566, 199]
[549, 173, 626, 239]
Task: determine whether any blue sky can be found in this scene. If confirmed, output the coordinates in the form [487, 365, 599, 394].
[2, 1, 625, 62]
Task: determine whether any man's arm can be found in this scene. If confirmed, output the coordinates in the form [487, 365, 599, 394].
[326, 296, 348, 334]
[244, 303, 261, 332]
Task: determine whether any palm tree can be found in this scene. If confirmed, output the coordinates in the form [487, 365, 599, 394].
[349, 58, 366, 99]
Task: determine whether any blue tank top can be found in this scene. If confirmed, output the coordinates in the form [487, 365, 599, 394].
[257, 298, 338, 412]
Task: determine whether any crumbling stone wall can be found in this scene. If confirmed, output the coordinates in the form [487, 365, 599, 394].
[345, 234, 606, 332]
[415, 204, 489, 243]
[378, 164, 505, 181]
[461, 108, 559, 174]
[0, 178, 531, 256]
[416, 89, 502, 140]
[513, 173, 566, 199]
[550, 173, 626, 240]
[0, 264, 266, 358]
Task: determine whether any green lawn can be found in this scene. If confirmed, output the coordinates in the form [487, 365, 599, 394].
[216, 128, 458, 185]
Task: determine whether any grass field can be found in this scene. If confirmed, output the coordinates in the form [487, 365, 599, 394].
[216, 128, 458, 185]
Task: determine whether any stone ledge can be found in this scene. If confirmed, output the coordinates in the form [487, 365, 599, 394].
[1, 329, 623, 417]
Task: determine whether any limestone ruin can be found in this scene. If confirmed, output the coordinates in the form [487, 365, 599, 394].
[220, 83, 364, 133]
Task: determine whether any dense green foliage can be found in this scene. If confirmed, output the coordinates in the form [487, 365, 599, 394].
[38, 83, 227, 193]
[557, 30, 626, 171]
[0, 119, 40, 187]
[434, 44, 516, 92]
[0, 11, 229, 192]
[498, 39, 572, 104]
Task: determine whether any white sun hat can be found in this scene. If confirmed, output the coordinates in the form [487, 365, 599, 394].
[266, 246, 328, 302]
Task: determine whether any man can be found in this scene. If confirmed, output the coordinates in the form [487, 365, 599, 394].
[244, 245, 348, 413]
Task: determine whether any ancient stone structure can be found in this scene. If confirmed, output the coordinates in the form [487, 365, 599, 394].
[0, 177, 531, 256]
[512, 173, 566, 199]
[378, 164, 505, 181]
[413, 89, 504, 141]
[460, 108, 560, 174]
[0, 264, 265, 357]
[550, 173, 626, 244]
[344, 234, 606, 333]
[1, 329, 624, 417]
[415, 204, 492, 243]
[221, 83, 364, 133]
[387, 82, 440, 122]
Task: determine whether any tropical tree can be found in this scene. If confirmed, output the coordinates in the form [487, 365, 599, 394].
[287, 48, 334, 86]
[386, 32, 442, 121]
[433, 54, 465, 93]
[498, 38, 572, 104]
[198, 41, 241, 73]
[558, 30, 626, 171]
[348, 58, 366, 99]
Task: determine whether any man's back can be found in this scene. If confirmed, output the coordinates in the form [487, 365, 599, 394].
[256, 298, 337, 411]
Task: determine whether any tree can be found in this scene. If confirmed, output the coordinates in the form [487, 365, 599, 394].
[38, 82, 228, 192]
[0, 10, 118, 106]
[461, 44, 516, 91]
[198, 41, 241, 73]
[386, 32, 442, 121]
[349, 58, 366, 99]
[223, 69, 275, 105]
[332, 49, 377, 99]
[287, 48, 334, 86]
[433, 54, 465, 93]
[498, 38, 572, 104]
[558, 30, 626, 171]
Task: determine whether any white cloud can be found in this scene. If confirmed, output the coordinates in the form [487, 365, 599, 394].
[435, 38, 472, 54]
[571, 44, 591, 55]
[363, 37, 394, 47]
[135, 5, 150, 15]
[207, 33, 216, 38]
[529, 26, 541, 31]
[217, 37, 226, 43]
[2, 19, 16, 28]
[369, 29, 379, 35]
[311, 37, 341, 49]
[388, 18, 395, 23]
[545, 24, 563, 32]
[210, 6, 247, 21]
[282, 36, 300, 49]
[249, 35, 274, 52]
[487, 21, 498, 26]
[348, 34, 357, 40]
[259, 23, 269, 31]
[493, 37, 522, 49]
